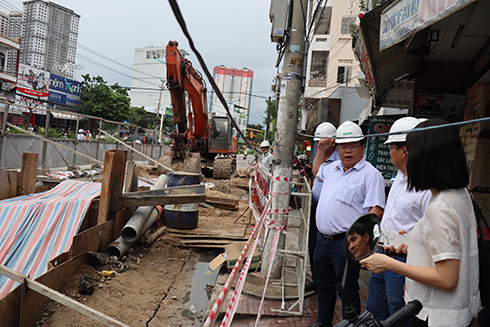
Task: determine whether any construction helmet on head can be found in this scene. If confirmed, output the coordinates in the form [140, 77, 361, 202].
[260, 140, 271, 148]
[335, 121, 364, 144]
[384, 117, 422, 144]
[313, 122, 336, 141]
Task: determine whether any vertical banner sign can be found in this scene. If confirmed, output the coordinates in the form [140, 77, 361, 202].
[365, 116, 402, 180]
[49, 74, 81, 106]
[17, 64, 50, 101]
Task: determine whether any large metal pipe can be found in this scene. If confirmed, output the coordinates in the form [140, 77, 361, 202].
[121, 174, 167, 242]
[107, 207, 160, 258]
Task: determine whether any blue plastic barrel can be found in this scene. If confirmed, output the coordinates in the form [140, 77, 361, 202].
[163, 172, 201, 229]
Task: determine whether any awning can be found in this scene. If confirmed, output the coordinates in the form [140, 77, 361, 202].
[356, 0, 490, 109]
[355, 2, 428, 107]
[380, 0, 475, 51]
[51, 111, 81, 120]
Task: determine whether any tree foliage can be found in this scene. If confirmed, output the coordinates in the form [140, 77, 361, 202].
[264, 98, 278, 140]
[80, 74, 132, 122]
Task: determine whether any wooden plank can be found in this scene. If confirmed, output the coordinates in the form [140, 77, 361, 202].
[178, 244, 231, 249]
[199, 202, 215, 209]
[0, 262, 130, 327]
[0, 169, 17, 200]
[167, 227, 246, 238]
[71, 220, 115, 257]
[175, 234, 248, 240]
[121, 184, 206, 207]
[180, 239, 235, 245]
[18, 152, 38, 195]
[122, 194, 206, 207]
[204, 200, 238, 211]
[124, 161, 138, 193]
[205, 196, 239, 205]
[98, 150, 127, 223]
[125, 184, 205, 197]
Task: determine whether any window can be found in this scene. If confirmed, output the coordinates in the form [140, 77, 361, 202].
[341, 16, 356, 35]
[309, 51, 328, 87]
[337, 66, 352, 84]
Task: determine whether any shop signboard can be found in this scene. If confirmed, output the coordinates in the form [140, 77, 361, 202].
[48, 73, 81, 106]
[365, 116, 402, 180]
[380, 0, 474, 51]
[354, 31, 376, 98]
[245, 127, 263, 141]
[17, 64, 50, 101]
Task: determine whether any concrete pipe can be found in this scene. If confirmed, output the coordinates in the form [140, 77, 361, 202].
[121, 174, 167, 242]
[107, 206, 160, 258]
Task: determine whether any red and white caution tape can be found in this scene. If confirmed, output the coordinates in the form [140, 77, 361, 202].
[220, 226, 264, 327]
[255, 228, 281, 325]
[202, 194, 273, 327]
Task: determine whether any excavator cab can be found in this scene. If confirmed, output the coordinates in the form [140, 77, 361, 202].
[208, 116, 238, 179]
[209, 116, 233, 152]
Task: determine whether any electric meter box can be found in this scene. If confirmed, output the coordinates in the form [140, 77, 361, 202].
[269, 0, 289, 43]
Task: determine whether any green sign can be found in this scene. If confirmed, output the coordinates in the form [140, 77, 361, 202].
[365, 116, 402, 180]
[165, 107, 173, 117]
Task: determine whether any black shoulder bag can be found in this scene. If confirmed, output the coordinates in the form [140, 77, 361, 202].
[469, 190, 490, 308]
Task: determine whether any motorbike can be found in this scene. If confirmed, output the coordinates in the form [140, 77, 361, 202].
[334, 214, 422, 327]
[293, 154, 309, 171]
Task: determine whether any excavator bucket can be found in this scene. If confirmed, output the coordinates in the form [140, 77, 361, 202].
[213, 157, 236, 179]
[158, 151, 201, 175]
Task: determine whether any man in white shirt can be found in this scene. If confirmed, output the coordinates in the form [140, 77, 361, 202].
[308, 121, 385, 327]
[365, 117, 432, 326]
[306, 122, 338, 292]
[259, 140, 273, 172]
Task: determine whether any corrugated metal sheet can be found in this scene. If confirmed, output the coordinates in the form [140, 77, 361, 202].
[0, 180, 101, 299]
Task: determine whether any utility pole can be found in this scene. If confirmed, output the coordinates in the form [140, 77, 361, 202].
[262, 0, 308, 279]
[157, 80, 165, 143]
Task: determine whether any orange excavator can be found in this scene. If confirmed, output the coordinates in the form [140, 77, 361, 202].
[158, 41, 238, 178]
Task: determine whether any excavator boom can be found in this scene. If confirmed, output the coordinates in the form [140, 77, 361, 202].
[158, 41, 237, 178]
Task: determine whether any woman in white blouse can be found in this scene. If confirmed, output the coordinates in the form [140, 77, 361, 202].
[360, 119, 480, 327]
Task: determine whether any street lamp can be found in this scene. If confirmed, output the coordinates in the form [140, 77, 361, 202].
[153, 56, 167, 143]
[156, 79, 166, 143]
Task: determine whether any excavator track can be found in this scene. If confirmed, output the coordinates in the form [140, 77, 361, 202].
[213, 157, 236, 179]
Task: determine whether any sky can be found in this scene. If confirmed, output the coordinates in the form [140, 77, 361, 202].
[4, 0, 279, 126]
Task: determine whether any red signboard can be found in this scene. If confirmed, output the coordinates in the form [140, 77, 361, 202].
[11, 115, 25, 125]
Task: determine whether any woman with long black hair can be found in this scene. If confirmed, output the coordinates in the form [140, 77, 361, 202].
[360, 119, 480, 327]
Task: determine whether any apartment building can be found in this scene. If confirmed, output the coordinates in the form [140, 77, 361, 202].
[209, 66, 254, 137]
[20, 0, 80, 78]
[302, 0, 368, 131]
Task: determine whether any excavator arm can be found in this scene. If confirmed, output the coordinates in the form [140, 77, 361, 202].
[166, 41, 209, 152]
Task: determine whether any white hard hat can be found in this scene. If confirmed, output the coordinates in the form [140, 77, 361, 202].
[384, 117, 421, 144]
[78, 129, 84, 133]
[335, 121, 364, 144]
[260, 140, 270, 148]
[313, 122, 336, 141]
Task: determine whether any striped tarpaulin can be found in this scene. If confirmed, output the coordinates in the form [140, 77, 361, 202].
[0, 180, 101, 299]
[137, 177, 157, 188]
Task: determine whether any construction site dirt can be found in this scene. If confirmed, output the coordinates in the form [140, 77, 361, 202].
[35, 173, 258, 327]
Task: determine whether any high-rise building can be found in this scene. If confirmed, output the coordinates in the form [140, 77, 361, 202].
[5, 11, 23, 75]
[209, 66, 253, 137]
[129, 45, 169, 115]
[20, 0, 80, 78]
[0, 11, 21, 92]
